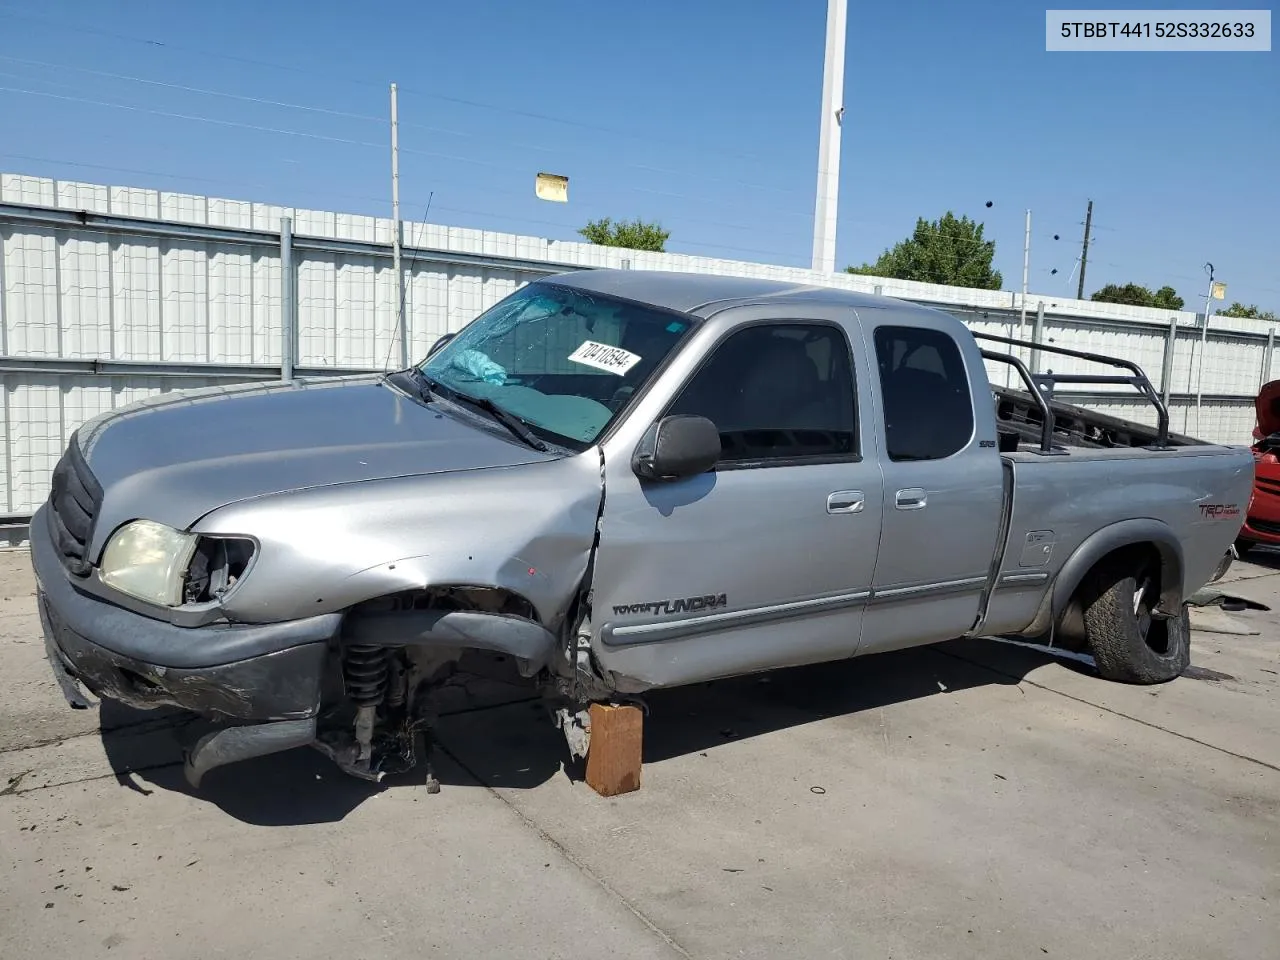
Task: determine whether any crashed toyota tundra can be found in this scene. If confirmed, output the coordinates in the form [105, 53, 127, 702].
[31, 269, 1254, 788]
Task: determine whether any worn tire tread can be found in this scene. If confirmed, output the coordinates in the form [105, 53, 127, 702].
[1081, 556, 1190, 685]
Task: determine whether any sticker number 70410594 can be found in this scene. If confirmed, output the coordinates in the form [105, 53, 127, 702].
[568, 340, 642, 376]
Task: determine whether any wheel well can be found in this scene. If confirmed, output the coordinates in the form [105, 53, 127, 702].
[1054, 545, 1157, 650]
[1055, 542, 1171, 648]
[339, 584, 557, 681]
[1073, 542, 1165, 606]
[346, 584, 541, 622]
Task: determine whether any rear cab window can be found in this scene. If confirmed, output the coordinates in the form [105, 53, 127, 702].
[873, 325, 974, 461]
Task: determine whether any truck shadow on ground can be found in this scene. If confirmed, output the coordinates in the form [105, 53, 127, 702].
[1237, 545, 1280, 571]
[96, 636, 1092, 826]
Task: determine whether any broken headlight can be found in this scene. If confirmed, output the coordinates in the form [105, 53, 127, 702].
[99, 520, 255, 608]
[182, 535, 255, 605]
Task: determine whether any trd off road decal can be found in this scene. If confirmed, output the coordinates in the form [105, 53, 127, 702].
[1198, 503, 1240, 519]
[613, 594, 728, 616]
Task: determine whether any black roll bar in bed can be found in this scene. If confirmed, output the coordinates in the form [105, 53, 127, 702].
[971, 331, 1172, 455]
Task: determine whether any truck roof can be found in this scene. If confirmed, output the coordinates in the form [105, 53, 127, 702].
[544, 268, 935, 318]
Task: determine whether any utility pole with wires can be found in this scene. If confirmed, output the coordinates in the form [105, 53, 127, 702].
[1011, 207, 1032, 388]
[1075, 199, 1093, 300]
[390, 81, 407, 369]
[1019, 208, 1032, 335]
[1194, 262, 1227, 434]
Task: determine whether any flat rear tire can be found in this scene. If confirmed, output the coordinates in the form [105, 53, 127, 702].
[1081, 555, 1190, 684]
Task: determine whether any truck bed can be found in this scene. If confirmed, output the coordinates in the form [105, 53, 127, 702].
[977, 436, 1255, 643]
[973, 330, 1212, 455]
[972, 329, 1254, 640]
[991, 384, 1205, 452]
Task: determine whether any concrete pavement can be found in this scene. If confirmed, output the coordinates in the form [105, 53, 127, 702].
[2, 548, 1277, 959]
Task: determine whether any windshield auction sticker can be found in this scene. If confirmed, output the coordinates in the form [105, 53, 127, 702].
[568, 340, 642, 375]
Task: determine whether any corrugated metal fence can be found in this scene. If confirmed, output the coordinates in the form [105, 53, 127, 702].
[2, 172, 1274, 540]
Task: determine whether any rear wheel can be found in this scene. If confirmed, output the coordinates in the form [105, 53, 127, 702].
[1081, 554, 1190, 684]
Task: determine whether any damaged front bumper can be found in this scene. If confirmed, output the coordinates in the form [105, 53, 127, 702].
[30, 504, 341, 785]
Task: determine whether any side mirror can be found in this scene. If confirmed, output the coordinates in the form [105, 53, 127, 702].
[426, 333, 455, 359]
[632, 415, 722, 482]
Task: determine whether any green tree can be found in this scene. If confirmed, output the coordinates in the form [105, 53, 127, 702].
[1090, 283, 1184, 309]
[1221, 302, 1279, 322]
[578, 217, 670, 252]
[845, 212, 1003, 290]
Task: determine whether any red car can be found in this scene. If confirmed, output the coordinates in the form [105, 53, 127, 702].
[1236, 379, 1280, 555]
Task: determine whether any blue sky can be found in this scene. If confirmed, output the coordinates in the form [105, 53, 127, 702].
[0, 1, 1276, 311]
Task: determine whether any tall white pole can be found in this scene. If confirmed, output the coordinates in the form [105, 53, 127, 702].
[810, 0, 846, 274]
[390, 82, 407, 368]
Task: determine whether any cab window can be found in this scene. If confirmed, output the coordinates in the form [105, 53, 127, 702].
[665, 322, 858, 466]
[873, 325, 974, 461]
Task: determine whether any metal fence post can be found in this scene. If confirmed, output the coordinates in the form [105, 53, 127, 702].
[1029, 301, 1045, 374]
[1161, 317, 1177, 406]
[1263, 327, 1275, 388]
[280, 216, 295, 382]
[396, 219, 408, 370]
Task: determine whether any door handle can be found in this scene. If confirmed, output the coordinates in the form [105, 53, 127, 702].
[827, 490, 865, 514]
[895, 487, 927, 510]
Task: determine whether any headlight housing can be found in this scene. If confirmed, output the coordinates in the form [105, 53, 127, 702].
[99, 519, 200, 607]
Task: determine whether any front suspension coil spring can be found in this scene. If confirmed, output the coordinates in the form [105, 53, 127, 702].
[386, 655, 406, 710]
[343, 644, 390, 707]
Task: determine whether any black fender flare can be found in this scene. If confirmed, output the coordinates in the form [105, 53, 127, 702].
[1027, 518, 1186, 636]
[342, 607, 557, 678]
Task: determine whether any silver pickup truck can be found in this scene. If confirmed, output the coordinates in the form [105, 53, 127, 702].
[30, 269, 1253, 788]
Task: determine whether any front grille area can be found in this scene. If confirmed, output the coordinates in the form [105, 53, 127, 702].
[1247, 517, 1280, 536]
[1257, 476, 1280, 496]
[47, 437, 104, 577]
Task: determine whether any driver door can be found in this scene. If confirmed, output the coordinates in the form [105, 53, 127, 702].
[588, 312, 885, 690]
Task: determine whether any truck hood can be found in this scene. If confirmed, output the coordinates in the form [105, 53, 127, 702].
[76, 374, 558, 549]
[1256, 379, 1280, 438]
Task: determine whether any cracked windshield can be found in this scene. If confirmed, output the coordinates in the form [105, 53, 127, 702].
[420, 282, 693, 446]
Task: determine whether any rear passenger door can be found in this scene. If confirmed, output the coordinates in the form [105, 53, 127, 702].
[858, 320, 1005, 656]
